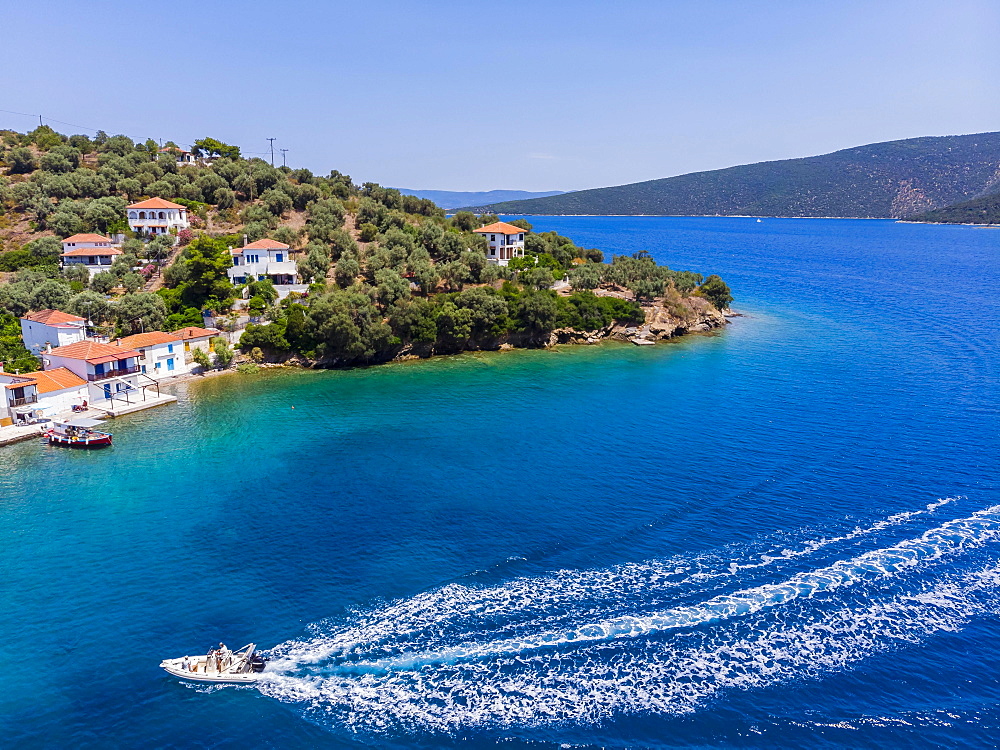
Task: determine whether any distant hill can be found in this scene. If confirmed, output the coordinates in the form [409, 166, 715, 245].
[395, 188, 564, 209]
[462, 133, 1000, 218]
[909, 191, 1000, 224]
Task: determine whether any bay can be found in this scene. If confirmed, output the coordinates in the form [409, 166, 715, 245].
[1, 217, 998, 748]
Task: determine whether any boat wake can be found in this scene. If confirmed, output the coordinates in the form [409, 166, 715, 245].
[254, 498, 1000, 736]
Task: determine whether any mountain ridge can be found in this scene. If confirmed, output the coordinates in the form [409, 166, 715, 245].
[394, 188, 564, 209]
[461, 133, 1000, 218]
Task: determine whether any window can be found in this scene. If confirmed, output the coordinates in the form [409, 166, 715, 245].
[141, 365, 146, 374]
[275, 253, 283, 262]
[490, 235, 496, 241]
[158, 212, 166, 219]
[184, 342, 190, 351]
[167, 344, 173, 353]
[155, 362, 161, 369]
[490, 248, 495, 255]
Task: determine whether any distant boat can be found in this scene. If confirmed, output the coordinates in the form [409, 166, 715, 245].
[756, 218, 762, 223]
[160, 643, 267, 683]
[45, 418, 112, 448]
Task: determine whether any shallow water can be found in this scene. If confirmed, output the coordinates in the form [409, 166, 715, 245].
[1, 217, 998, 748]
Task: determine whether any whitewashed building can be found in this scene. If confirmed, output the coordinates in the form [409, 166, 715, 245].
[473, 222, 527, 266]
[127, 198, 189, 237]
[44, 340, 148, 406]
[173, 326, 222, 362]
[159, 146, 197, 166]
[0, 366, 89, 425]
[20, 309, 88, 355]
[228, 239, 299, 285]
[60, 234, 123, 278]
[116, 332, 188, 379]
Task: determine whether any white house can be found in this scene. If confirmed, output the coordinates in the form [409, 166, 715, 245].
[127, 198, 189, 237]
[473, 222, 526, 266]
[0, 366, 89, 425]
[173, 326, 222, 362]
[20, 309, 88, 355]
[117, 332, 188, 379]
[60, 233, 123, 278]
[159, 146, 197, 166]
[228, 239, 301, 288]
[44, 340, 150, 407]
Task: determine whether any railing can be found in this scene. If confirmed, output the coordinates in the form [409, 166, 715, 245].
[8, 394, 38, 407]
[88, 366, 140, 382]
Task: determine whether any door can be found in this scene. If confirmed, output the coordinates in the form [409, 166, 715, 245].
[102, 383, 111, 400]
[167, 358, 175, 372]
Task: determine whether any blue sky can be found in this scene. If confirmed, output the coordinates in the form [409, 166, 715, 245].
[2, 0, 998, 191]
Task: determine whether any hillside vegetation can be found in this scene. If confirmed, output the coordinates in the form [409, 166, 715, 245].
[0, 126, 731, 370]
[465, 133, 1000, 218]
[909, 192, 1000, 224]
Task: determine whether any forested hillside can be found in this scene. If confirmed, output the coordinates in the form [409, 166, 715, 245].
[465, 133, 1000, 218]
[909, 192, 1000, 224]
[0, 126, 730, 370]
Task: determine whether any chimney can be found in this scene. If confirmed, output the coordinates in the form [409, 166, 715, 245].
[116, 338, 122, 347]
[0, 362, 4, 373]
[243, 234, 248, 247]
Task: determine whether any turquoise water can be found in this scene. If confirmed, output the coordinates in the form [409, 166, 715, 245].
[1, 217, 999, 748]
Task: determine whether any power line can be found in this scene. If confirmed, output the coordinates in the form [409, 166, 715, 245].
[266, 137, 276, 167]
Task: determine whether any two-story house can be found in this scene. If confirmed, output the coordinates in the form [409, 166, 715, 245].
[473, 222, 527, 266]
[20, 309, 88, 355]
[116, 332, 189, 379]
[44, 340, 144, 406]
[60, 234, 123, 277]
[0, 365, 88, 425]
[227, 239, 299, 286]
[127, 198, 189, 237]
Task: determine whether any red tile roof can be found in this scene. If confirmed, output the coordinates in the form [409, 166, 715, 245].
[61, 233, 114, 244]
[173, 326, 220, 340]
[61, 247, 122, 257]
[47, 340, 139, 363]
[241, 239, 291, 250]
[127, 198, 185, 210]
[25, 367, 88, 394]
[117, 332, 180, 349]
[22, 309, 86, 326]
[473, 222, 527, 236]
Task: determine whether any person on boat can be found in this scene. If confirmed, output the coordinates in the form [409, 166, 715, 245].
[181, 657, 189, 672]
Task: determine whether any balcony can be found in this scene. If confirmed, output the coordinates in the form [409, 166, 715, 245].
[8, 394, 38, 407]
[88, 366, 140, 382]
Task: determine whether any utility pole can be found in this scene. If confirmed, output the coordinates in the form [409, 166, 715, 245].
[280, 148, 288, 168]
[267, 137, 276, 167]
[39, 114, 43, 127]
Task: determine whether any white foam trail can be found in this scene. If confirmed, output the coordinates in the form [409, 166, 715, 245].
[270, 498, 960, 669]
[256, 563, 1000, 733]
[341, 503, 1000, 670]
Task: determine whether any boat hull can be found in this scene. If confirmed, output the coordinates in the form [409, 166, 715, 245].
[46, 433, 113, 448]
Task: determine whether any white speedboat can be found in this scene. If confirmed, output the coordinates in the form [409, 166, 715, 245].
[160, 643, 267, 683]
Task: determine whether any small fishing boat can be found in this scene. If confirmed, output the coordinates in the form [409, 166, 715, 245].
[160, 643, 267, 683]
[45, 418, 112, 448]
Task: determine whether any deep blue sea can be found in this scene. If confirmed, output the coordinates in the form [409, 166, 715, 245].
[2, 217, 999, 748]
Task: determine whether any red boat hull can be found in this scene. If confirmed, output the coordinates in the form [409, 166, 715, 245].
[46, 433, 113, 448]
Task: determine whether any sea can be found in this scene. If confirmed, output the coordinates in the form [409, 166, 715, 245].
[1, 216, 998, 749]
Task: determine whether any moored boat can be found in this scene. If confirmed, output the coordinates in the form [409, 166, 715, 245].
[45, 418, 113, 448]
[160, 643, 267, 683]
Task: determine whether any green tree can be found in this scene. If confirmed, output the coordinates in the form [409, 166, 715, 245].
[29, 280, 71, 311]
[211, 337, 235, 368]
[191, 347, 212, 370]
[192, 137, 240, 160]
[116, 292, 167, 334]
[452, 211, 476, 231]
[567, 263, 602, 290]
[91, 271, 117, 294]
[8, 147, 36, 174]
[515, 289, 558, 334]
[359, 222, 379, 242]
[519, 266, 555, 291]
[697, 274, 733, 311]
[67, 291, 112, 323]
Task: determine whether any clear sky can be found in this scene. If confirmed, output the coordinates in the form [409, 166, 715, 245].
[2, 0, 998, 192]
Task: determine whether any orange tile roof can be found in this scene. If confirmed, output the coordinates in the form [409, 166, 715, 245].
[473, 222, 527, 236]
[23, 309, 86, 326]
[61, 233, 114, 244]
[47, 340, 139, 362]
[241, 239, 291, 250]
[61, 247, 122, 257]
[26, 367, 88, 394]
[173, 326, 220, 340]
[158, 147, 190, 154]
[127, 197, 185, 210]
[116, 331, 180, 349]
